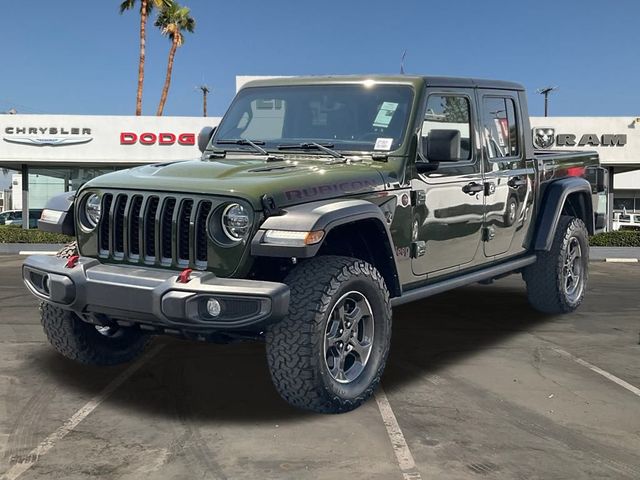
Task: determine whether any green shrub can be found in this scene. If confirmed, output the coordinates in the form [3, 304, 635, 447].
[0, 225, 73, 244]
[589, 230, 640, 247]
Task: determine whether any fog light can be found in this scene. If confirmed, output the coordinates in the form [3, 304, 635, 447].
[206, 298, 221, 317]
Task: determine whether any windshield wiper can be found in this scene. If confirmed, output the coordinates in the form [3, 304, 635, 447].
[277, 142, 345, 160]
[216, 139, 283, 162]
[216, 139, 268, 155]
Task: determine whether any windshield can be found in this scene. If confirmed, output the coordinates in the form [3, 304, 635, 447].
[213, 84, 414, 154]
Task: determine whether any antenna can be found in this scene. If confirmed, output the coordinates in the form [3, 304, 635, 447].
[196, 84, 211, 117]
[400, 50, 407, 74]
[536, 86, 558, 117]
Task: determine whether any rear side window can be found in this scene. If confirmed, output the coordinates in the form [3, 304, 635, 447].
[481, 97, 519, 159]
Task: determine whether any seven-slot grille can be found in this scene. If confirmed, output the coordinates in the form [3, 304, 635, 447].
[98, 192, 213, 269]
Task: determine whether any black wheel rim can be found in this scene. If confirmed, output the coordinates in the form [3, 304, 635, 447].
[562, 236, 584, 303]
[508, 201, 517, 223]
[95, 325, 121, 337]
[324, 291, 375, 384]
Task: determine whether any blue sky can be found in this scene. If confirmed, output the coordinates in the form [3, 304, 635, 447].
[1, 0, 638, 118]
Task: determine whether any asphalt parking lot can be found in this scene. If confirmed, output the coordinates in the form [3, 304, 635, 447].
[0, 254, 639, 480]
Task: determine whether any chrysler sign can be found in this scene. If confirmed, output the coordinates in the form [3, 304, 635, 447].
[3, 126, 93, 146]
[533, 128, 627, 149]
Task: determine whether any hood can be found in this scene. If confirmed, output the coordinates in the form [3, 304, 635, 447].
[85, 156, 395, 209]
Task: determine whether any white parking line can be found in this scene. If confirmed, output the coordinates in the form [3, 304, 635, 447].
[375, 386, 423, 480]
[605, 258, 639, 263]
[553, 347, 640, 398]
[17, 251, 57, 256]
[1, 344, 164, 480]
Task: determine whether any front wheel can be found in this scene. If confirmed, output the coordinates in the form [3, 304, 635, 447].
[40, 303, 150, 366]
[266, 256, 392, 413]
[39, 240, 149, 365]
[524, 216, 589, 314]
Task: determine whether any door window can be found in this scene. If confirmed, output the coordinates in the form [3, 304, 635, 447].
[422, 95, 472, 161]
[481, 97, 519, 159]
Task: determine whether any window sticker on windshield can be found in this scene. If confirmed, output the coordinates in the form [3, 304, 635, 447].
[373, 102, 399, 128]
[374, 137, 394, 151]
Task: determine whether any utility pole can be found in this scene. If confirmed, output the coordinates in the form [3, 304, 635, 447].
[536, 86, 558, 117]
[197, 85, 210, 117]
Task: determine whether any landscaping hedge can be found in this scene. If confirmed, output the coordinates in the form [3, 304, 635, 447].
[589, 230, 640, 247]
[2, 224, 639, 247]
[0, 225, 72, 244]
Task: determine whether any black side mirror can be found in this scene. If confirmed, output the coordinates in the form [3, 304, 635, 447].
[198, 126, 216, 153]
[426, 129, 461, 162]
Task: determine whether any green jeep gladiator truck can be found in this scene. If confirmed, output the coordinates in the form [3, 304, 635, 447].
[24, 75, 600, 413]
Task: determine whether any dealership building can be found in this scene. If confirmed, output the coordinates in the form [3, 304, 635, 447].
[0, 108, 638, 231]
[0, 114, 221, 227]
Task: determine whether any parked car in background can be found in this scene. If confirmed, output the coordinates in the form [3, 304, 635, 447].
[0, 209, 43, 228]
[612, 211, 640, 231]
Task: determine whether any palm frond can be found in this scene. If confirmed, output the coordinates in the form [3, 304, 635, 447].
[154, 1, 195, 42]
[119, 0, 136, 14]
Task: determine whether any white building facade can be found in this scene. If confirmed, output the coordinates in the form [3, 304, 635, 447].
[0, 114, 221, 225]
[0, 108, 638, 230]
[530, 117, 640, 229]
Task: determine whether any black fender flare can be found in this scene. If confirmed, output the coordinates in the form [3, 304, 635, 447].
[37, 190, 76, 236]
[533, 177, 594, 251]
[251, 198, 400, 293]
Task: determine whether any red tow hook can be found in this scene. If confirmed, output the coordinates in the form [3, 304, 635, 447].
[177, 268, 193, 284]
[65, 255, 80, 268]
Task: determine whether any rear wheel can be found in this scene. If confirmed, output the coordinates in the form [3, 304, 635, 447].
[524, 216, 589, 313]
[266, 256, 392, 413]
[38, 241, 149, 366]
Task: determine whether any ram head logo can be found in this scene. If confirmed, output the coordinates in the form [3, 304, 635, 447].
[533, 127, 555, 149]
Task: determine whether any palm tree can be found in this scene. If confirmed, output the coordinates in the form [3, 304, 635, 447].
[119, 0, 168, 115]
[155, 2, 195, 116]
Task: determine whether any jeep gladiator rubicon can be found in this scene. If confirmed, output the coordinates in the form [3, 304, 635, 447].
[24, 75, 600, 413]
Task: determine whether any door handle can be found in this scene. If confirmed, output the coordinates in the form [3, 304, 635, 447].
[462, 182, 484, 195]
[508, 176, 527, 188]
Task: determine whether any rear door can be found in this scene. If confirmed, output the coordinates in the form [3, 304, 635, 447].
[478, 90, 535, 257]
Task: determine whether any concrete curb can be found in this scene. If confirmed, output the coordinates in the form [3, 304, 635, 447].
[0, 244, 64, 255]
[590, 246, 640, 263]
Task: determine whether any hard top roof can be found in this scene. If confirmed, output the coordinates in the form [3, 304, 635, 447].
[241, 74, 525, 91]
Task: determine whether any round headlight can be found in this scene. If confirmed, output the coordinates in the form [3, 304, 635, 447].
[84, 194, 102, 228]
[221, 203, 251, 241]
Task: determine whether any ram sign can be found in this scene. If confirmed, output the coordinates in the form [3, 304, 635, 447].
[530, 117, 639, 166]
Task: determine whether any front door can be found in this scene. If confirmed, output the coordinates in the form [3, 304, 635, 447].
[411, 90, 484, 277]
[478, 91, 535, 257]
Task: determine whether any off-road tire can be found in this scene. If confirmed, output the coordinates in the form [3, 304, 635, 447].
[524, 216, 589, 314]
[266, 256, 392, 414]
[40, 303, 150, 366]
[39, 241, 149, 366]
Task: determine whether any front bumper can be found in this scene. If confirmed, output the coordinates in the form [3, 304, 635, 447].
[22, 255, 290, 332]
